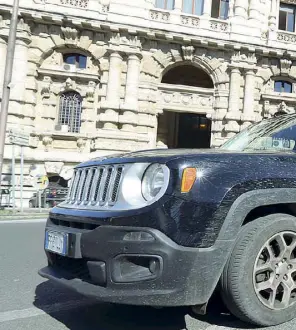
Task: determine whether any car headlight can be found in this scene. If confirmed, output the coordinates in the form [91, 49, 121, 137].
[142, 164, 165, 201]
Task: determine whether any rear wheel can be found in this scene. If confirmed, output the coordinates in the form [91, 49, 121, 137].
[220, 214, 296, 326]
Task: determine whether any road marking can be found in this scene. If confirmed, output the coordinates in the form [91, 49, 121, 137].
[0, 299, 95, 323]
[0, 219, 47, 224]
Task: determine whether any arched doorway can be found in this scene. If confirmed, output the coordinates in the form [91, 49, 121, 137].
[157, 64, 214, 149]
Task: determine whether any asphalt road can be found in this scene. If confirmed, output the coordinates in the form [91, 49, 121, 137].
[1, 220, 296, 330]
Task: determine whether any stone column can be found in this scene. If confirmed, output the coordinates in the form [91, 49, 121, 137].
[203, 0, 213, 17]
[120, 54, 142, 131]
[228, 67, 241, 113]
[234, 0, 248, 22]
[123, 54, 141, 109]
[0, 37, 7, 99]
[242, 69, 256, 128]
[105, 51, 122, 107]
[225, 66, 241, 138]
[101, 51, 123, 129]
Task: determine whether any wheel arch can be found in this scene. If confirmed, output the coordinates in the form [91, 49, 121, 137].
[217, 188, 296, 242]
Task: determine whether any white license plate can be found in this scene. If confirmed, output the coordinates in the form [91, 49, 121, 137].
[45, 231, 68, 256]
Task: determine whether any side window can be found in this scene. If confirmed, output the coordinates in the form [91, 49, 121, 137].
[155, 0, 175, 10]
[63, 54, 87, 69]
[271, 125, 296, 150]
[274, 81, 293, 93]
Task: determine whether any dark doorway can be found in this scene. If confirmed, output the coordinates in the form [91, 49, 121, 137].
[157, 112, 212, 149]
[177, 113, 211, 148]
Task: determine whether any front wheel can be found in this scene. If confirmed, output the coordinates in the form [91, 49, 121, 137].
[220, 214, 296, 326]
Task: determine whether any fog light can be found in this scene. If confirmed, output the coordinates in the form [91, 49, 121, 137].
[149, 260, 157, 274]
[123, 231, 154, 242]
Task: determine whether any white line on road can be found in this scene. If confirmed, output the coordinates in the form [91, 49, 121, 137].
[0, 299, 95, 323]
[0, 219, 47, 224]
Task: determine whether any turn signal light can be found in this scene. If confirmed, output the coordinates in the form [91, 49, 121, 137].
[181, 168, 197, 193]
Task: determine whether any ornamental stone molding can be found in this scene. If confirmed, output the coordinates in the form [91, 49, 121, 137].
[158, 85, 214, 112]
[182, 45, 195, 61]
[86, 81, 96, 101]
[280, 58, 292, 76]
[40, 76, 52, 98]
[42, 135, 53, 151]
[180, 15, 200, 27]
[77, 138, 87, 152]
[231, 51, 257, 67]
[150, 10, 170, 22]
[62, 78, 77, 92]
[45, 162, 64, 174]
[109, 33, 142, 52]
[60, 0, 89, 8]
[61, 26, 79, 44]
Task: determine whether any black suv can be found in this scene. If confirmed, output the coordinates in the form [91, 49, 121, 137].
[40, 114, 296, 327]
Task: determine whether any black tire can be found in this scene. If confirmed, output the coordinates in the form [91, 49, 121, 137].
[220, 213, 296, 326]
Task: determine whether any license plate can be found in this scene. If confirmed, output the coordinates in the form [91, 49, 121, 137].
[45, 231, 68, 256]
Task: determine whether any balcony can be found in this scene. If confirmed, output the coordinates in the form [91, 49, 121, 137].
[277, 30, 296, 44]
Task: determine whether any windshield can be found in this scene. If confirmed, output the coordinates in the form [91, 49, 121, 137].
[221, 115, 296, 152]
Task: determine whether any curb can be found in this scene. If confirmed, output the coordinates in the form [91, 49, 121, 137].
[0, 214, 49, 220]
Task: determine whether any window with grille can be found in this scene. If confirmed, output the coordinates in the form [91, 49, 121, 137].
[58, 92, 82, 133]
[182, 0, 204, 15]
[274, 81, 293, 93]
[211, 0, 229, 19]
[155, 0, 174, 10]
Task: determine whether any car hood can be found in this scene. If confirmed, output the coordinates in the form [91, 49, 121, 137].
[76, 148, 296, 168]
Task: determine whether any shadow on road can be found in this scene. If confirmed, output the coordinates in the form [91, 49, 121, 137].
[34, 281, 252, 330]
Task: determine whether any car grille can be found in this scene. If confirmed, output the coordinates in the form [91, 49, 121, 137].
[63, 165, 124, 208]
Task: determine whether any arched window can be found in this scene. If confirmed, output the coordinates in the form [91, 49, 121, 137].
[58, 92, 82, 133]
[155, 0, 174, 10]
[274, 80, 293, 93]
[63, 53, 87, 69]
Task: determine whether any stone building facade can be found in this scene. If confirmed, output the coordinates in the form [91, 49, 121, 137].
[0, 0, 296, 206]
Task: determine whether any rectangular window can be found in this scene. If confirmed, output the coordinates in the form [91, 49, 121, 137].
[156, 0, 174, 10]
[64, 54, 87, 69]
[274, 81, 292, 93]
[279, 4, 296, 32]
[183, 0, 204, 16]
[211, 0, 229, 19]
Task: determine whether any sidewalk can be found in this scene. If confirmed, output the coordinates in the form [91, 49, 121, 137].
[0, 208, 50, 220]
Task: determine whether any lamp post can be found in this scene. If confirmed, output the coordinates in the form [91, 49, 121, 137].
[0, 0, 19, 187]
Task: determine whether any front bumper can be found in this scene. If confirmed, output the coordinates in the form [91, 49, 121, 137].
[39, 222, 232, 307]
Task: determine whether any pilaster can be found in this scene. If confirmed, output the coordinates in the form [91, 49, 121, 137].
[173, 0, 182, 12]
[203, 0, 213, 18]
